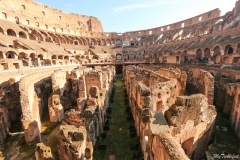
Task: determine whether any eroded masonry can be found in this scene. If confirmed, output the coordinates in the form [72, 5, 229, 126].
[0, 0, 240, 159]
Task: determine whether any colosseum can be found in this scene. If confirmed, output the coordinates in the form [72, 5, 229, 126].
[0, 0, 240, 159]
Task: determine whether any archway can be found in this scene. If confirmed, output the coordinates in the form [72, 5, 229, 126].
[18, 52, 26, 59]
[6, 51, 16, 58]
[38, 54, 43, 60]
[19, 32, 27, 38]
[7, 29, 16, 36]
[204, 48, 211, 58]
[58, 55, 63, 60]
[196, 49, 202, 58]
[74, 41, 78, 45]
[224, 45, 234, 55]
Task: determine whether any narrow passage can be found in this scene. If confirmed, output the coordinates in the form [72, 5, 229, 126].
[93, 76, 142, 160]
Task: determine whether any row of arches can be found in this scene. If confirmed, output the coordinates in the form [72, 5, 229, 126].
[137, 14, 239, 46]
[0, 26, 122, 47]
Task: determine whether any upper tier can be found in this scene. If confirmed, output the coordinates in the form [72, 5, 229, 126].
[0, 0, 103, 33]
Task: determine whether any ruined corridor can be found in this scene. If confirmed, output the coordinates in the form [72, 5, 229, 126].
[93, 76, 141, 160]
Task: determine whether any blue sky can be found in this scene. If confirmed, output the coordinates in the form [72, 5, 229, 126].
[35, 0, 237, 33]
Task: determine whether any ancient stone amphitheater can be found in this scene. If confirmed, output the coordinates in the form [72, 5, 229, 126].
[0, 0, 240, 160]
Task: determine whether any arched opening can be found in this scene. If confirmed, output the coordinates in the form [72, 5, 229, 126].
[106, 40, 111, 46]
[6, 51, 16, 58]
[38, 54, 43, 60]
[30, 53, 36, 65]
[213, 46, 221, 56]
[64, 56, 69, 60]
[58, 55, 63, 60]
[18, 52, 26, 59]
[196, 49, 202, 58]
[75, 55, 80, 61]
[116, 53, 122, 61]
[204, 48, 211, 58]
[52, 55, 57, 59]
[7, 29, 16, 36]
[74, 41, 78, 45]
[19, 32, 27, 38]
[224, 45, 234, 55]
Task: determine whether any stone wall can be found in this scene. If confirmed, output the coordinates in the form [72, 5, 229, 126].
[123, 65, 216, 160]
[47, 65, 115, 159]
[19, 71, 52, 143]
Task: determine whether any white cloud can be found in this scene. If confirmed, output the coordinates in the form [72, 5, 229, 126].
[113, 0, 167, 13]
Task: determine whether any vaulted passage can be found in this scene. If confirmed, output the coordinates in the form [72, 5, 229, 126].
[93, 76, 141, 159]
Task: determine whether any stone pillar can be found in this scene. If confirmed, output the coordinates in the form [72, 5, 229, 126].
[21, 119, 41, 143]
[78, 76, 86, 98]
[48, 94, 64, 122]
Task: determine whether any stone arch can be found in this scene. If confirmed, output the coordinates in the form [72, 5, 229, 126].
[30, 53, 36, 63]
[224, 45, 234, 55]
[18, 52, 27, 59]
[64, 56, 69, 60]
[6, 51, 17, 58]
[116, 53, 122, 61]
[196, 49, 202, 58]
[204, 48, 211, 58]
[75, 55, 80, 61]
[19, 31, 27, 39]
[58, 55, 63, 60]
[213, 46, 221, 56]
[116, 39, 121, 45]
[38, 54, 43, 60]
[52, 55, 57, 59]
[7, 29, 17, 36]
[74, 40, 78, 45]
[203, 22, 211, 34]
[106, 39, 111, 46]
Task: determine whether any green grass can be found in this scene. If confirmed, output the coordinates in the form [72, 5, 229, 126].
[93, 77, 142, 160]
[207, 111, 239, 155]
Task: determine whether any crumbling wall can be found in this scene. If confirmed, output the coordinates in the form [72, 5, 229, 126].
[158, 68, 187, 95]
[123, 65, 216, 160]
[19, 71, 52, 143]
[224, 83, 240, 138]
[165, 94, 216, 159]
[58, 125, 87, 160]
[185, 68, 214, 105]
